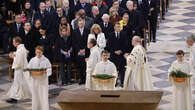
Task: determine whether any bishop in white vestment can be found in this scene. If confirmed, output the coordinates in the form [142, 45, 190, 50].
[7, 37, 31, 103]
[85, 39, 101, 89]
[168, 50, 193, 110]
[92, 50, 117, 90]
[124, 36, 153, 91]
[28, 46, 52, 110]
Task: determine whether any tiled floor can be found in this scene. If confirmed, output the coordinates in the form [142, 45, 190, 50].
[0, 0, 195, 109]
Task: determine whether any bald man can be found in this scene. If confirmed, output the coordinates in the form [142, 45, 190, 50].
[124, 36, 153, 91]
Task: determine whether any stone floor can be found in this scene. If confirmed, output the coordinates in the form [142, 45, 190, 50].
[1, 0, 195, 109]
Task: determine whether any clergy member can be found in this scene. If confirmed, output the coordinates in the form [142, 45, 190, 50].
[124, 36, 153, 90]
[168, 50, 193, 110]
[85, 39, 101, 89]
[92, 50, 117, 90]
[28, 46, 52, 110]
[6, 37, 31, 103]
[186, 35, 195, 85]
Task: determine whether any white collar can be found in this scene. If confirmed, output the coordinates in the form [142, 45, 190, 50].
[17, 44, 24, 49]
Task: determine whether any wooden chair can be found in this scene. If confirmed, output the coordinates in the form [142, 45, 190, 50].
[52, 63, 60, 83]
[0, 58, 13, 81]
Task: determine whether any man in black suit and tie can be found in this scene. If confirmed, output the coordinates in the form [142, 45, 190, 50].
[99, 14, 114, 39]
[107, 22, 126, 87]
[34, 2, 51, 33]
[20, 22, 35, 61]
[148, 0, 158, 42]
[75, 0, 92, 17]
[45, 0, 58, 35]
[9, 14, 23, 51]
[72, 18, 90, 85]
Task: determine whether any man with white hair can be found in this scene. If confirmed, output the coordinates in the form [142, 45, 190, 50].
[125, 0, 145, 36]
[99, 14, 114, 39]
[91, 6, 102, 23]
[124, 36, 153, 91]
[62, 0, 75, 22]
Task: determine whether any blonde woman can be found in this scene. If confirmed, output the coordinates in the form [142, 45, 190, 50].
[109, 7, 121, 24]
[88, 24, 106, 50]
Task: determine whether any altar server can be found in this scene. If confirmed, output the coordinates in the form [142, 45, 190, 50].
[92, 50, 117, 90]
[168, 50, 193, 110]
[85, 39, 101, 89]
[28, 46, 52, 110]
[6, 37, 31, 103]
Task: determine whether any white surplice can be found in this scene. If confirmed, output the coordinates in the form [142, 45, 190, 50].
[28, 56, 52, 110]
[85, 46, 101, 89]
[7, 44, 31, 100]
[92, 60, 117, 90]
[168, 60, 193, 110]
[124, 45, 153, 91]
[188, 44, 195, 85]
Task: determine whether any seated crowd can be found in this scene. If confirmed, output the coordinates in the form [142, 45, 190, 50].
[0, 0, 169, 86]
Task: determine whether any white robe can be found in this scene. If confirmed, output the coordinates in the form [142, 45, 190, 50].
[188, 44, 195, 84]
[28, 56, 52, 110]
[7, 44, 31, 100]
[92, 60, 117, 90]
[124, 45, 153, 91]
[85, 46, 101, 89]
[168, 60, 193, 110]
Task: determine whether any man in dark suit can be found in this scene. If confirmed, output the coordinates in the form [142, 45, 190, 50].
[75, 0, 92, 17]
[20, 22, 35, 61]
[33, 2, 52, 33]
[107, 22, 126, 87]
[55, 7, 64, 25]
[55, 25, 72, 85]
[134, 0, 150, 23]
[91, 6, 102, 24]
[9, 14, 23, 51]
[73, 9, 94, 30]
[148, 0, 158, 42]
[72, 18, 89, 85]
[45, 0, 55, 15]
[112, 0, 125, 16]
[62, 0, 75, 23]
[45, 1, 57, 34]
[125, 1, 145, 37]
[30, 0, 45, 11]
[99, 14, 114, 39]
